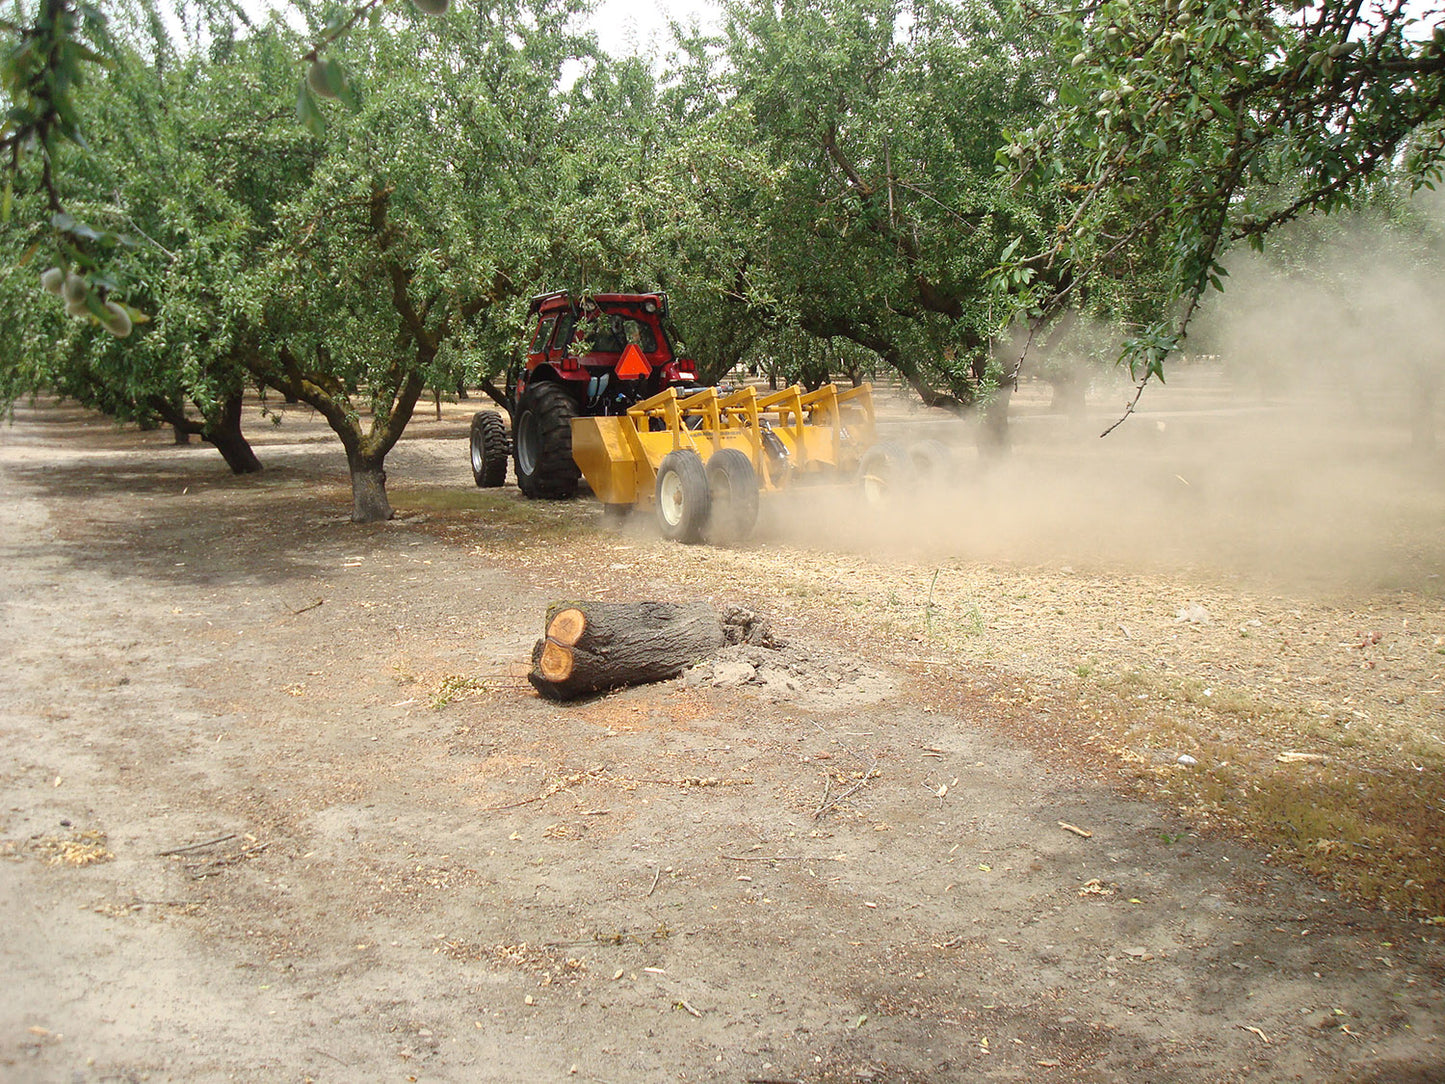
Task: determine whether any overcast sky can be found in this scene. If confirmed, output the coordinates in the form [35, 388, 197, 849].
[586, 0, 722, 58]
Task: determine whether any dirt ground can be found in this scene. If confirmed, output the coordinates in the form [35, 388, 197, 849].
[2, 376, 1443, 1084]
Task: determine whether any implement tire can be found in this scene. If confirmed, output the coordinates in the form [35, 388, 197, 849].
[704, 449, 760, 546]
[655, 449, 711, 544]
[514, 383, 580, 499]
[858, 441, 909, 507]
[907, 438, 954, 485]
[469, 411, 509, 488]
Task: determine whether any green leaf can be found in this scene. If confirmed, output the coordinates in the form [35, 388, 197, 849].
[296, 81, 326, 137]
[66, 42, 113, 68]
[52, 211, 101, 241]
[337, 78, 360, 113]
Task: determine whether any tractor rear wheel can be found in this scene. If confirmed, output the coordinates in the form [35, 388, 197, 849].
[469, 411, 508, 488]
[514, 383, 581, 499]
[655, 449, 711, 543]
[704, 449, 760, 545]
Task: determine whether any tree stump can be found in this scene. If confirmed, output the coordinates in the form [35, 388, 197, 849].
[528, 601, 727, 701]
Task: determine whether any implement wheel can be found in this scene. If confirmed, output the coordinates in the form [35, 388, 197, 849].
[655, 449, 711, 543]
[908, 439, 954, 484]
[514, 383, 580, 499]
[705, 449, 760, 545]
[858, 441, 908, 506]
[469, 411, 508, 488]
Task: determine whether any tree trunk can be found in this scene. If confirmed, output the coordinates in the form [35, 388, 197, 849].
[149, 392, 260, 473]
[202, 390, 263, 475]
[478, 379, 511, 411]
[978, 381, 1013, 456]
[1048, 372, 1087, 419]
[1409, 359, 1437, 451]
[348, 453, 393, 523]
[529, 601, 727, 701]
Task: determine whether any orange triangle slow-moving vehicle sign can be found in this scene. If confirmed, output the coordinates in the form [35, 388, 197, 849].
[615, 342, 650, 379]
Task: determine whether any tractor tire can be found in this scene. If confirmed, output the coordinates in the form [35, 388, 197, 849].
[858, 441, 909, 507]
[704, 449, 760, 546]
[469, 411, 509, 488]
[514, 383, 581, 499]
[655, 449, 711, 544]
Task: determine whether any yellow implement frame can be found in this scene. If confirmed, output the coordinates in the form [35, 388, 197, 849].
[571, 382, 875, 508]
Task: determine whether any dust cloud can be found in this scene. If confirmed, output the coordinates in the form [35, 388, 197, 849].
[762, 230, 1445, 597]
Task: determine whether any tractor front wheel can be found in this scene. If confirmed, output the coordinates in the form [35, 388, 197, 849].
[704, 449, 760, 545]
[469, 411, 509, 488]
[655, 449, 711, 543]
[514, 383, 581, 499]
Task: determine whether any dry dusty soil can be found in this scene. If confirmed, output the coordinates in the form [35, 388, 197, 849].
[2, 378, 1443, 1084]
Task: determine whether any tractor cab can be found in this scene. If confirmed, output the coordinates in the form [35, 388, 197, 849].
[517, 292, 698, 416]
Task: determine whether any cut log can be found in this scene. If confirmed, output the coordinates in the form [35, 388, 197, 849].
[528, 600, 727, 701]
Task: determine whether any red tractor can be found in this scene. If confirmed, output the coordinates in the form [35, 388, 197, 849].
[469, 291, 699, 498]
[470, 291, 879, 544]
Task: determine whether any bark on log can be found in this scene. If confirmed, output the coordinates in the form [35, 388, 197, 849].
[528, 601, 727, 701]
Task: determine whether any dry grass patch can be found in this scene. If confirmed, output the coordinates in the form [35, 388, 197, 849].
[412, 498, 1445, 920]
[1032, 674, 1445, 919]
[31, 830, 113, 867]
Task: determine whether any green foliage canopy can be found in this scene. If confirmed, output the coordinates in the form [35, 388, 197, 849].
[711, 0, 1065, 407]
[1008, 0, 1445, 402]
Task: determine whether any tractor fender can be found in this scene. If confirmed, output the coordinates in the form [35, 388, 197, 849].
[517, 364, 588, 404]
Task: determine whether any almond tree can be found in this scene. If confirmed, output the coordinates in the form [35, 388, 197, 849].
[4, 0, 609, 519]
[712, 0, 1064, 412]
[0, 10, 273, 473]
[224, 0, 603, 520]
[1008, 0, 1445, 422]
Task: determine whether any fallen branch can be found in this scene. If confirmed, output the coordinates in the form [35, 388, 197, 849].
[813, 776, 833, 818]
[158, 833, 237, 857]
[184, 840, 270, 880]
[476, 771, 747, 813]
[475, 768, 607, 813]
[474, 793, 551, 814]
[814, 764, 879, 820]
[719, 853, 811, 862]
